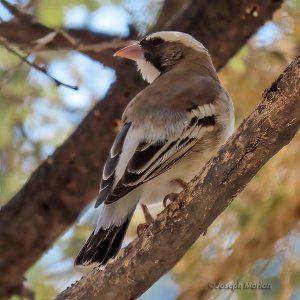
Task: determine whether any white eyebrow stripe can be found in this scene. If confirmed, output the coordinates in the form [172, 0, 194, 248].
[146, 31, 207, 53]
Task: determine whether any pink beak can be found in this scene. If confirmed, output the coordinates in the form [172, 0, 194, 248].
[113, 42, 144, 61]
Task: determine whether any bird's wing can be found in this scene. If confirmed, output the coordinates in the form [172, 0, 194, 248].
[95, 103, 216, 207]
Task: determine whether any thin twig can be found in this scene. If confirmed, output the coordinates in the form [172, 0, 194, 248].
[76, 39, 134, 53]
[1, 41, 79, 90]
[32, 30, 131, 53]
[0, 0, 32, 22]
[32, 29, 79, 51]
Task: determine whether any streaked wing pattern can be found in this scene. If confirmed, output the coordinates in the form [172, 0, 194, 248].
[95, 123, 131, 207]
[103, 104, 216, 205]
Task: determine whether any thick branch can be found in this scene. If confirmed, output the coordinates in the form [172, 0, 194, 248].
[56, 54, 300, 300]
[164, 0, 283, 69]
[0, 0, 283, 297]
[178, 186, 300, 299]
[151, 0, 191, 32]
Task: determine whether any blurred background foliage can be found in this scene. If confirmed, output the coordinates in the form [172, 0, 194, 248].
[0, 0, 299, 299]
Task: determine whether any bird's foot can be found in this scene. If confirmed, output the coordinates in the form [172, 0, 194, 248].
[163, 192, 179, 208]
[171, 178, 188, 189]
[137, 204, 154, 237]
[163, 178, 188, 208]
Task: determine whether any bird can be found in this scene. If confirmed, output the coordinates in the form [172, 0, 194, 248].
[75, 31, 234, 267]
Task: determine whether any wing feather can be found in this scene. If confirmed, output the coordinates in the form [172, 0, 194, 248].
[95, 123, 131, 207]
[100, 104, 216, 205]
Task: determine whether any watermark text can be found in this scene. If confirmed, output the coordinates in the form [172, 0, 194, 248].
[208, 282, 272, 291]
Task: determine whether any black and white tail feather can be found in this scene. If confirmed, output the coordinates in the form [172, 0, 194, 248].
[75, 215, 132, 266]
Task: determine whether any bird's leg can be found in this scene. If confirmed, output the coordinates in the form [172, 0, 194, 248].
[137, 204, 154, 237]
[163, 178, 188, 208]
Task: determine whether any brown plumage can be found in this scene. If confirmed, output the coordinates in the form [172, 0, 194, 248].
[75, 31, 234, 267]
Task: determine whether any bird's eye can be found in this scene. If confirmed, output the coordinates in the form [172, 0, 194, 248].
[151, 38, 164, 46]
[140, 37, 163, 49]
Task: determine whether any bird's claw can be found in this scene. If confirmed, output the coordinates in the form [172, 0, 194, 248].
[163, 192, 179, 208]
[163, 178, 188, 207]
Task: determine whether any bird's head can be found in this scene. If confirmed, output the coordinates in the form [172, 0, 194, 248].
[114, 31, 211, 84]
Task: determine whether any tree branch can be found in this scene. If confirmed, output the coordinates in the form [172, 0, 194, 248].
[0, 0, 32, 22]
[178, 185, 300, 299]
[1, 40, 79, 90]
[0, 0, 283, 297]
[0, 0, 282, 69]
[164, 0, 283, 69]
[0, 21, 126, 68]
[56, 53, 300, 300]
[150, 0, 191, 32]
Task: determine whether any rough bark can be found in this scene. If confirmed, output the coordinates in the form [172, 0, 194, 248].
[151, 0, 191, 32]
[178, 186, 300, 299]
[164, 0, 283, 69]
[56, 53, 300, 300]
[0, 0, 283, 297]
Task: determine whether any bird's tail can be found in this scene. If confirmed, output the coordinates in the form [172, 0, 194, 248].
[75, 217, 131, 266]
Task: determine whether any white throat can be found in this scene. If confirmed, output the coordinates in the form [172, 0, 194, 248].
[136, 59, 160, 84]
